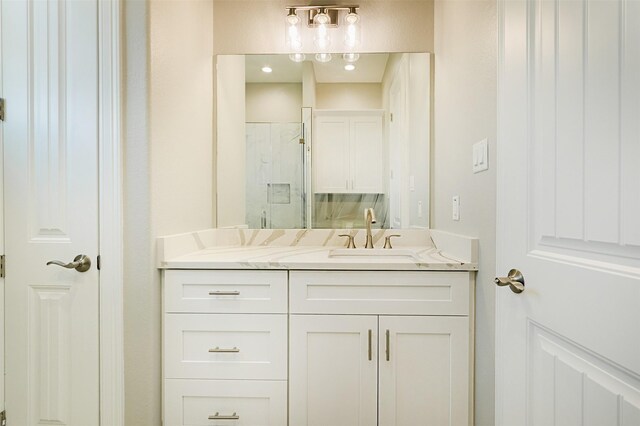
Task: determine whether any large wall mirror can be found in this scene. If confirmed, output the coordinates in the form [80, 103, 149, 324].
[216, 52, 431, 230]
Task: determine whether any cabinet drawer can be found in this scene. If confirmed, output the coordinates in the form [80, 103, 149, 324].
[290, 271, 471, 315]
[164, 314, 287, 380]
[164, 270, 287, 313]
[164, 379, 287, 426]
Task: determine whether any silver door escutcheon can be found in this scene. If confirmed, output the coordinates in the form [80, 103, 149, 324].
[46, 254, 91, 272]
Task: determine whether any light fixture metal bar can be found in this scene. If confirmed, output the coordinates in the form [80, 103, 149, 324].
[285, 5, 359, 11]
[285, 5, 359, 28]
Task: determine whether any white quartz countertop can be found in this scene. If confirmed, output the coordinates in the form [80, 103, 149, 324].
[157, 229, 478, 271]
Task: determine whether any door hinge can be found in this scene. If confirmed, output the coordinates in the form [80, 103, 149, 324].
[0, 98, 5, 121]
[1, 409, 7, 426]
[0, 255, 5, 278]
[390, 112, 394, 122]
[97, 254, 101, 270]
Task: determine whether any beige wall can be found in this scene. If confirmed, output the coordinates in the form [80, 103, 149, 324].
[316, 83, 382, 109]
[216, 56, 246, 227]
[246, 83, 302, 122]
[302, 62, 317, 108]
[124, 0, 214, 424]
[432, 1, 497, 425]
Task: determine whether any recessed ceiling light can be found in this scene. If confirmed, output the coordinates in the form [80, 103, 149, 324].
[344, 64, 355, 71]
[261, 66, 273, 73]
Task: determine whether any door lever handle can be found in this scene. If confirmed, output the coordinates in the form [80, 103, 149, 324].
[47, 254, 91, 272]
[495, 269, 525, 293]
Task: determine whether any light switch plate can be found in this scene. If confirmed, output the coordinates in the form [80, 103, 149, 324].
[472, 139, 489, 173]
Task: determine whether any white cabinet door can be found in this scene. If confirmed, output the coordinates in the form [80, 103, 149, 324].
[350, 114, 384, 193]
[313, 115, 350, 193]
[313, 111, 384, 194]
[289, 315, 378, 426]
[378, 316, 470, 426]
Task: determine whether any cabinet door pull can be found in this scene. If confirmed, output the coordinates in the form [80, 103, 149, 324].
[209, 346, 240, 353]
[208, 291, 240, 296]
[385, 329, 390, 361]
[208, 412, 239, 420]
[368, 329, 372, 361]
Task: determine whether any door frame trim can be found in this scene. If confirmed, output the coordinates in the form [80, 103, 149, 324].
[98, 0, 124, 424]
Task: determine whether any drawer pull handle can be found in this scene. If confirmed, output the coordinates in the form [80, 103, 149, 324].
[209, 291, 240, 296]
[209, 346, 240, 353]
[368, 329, 372, 361]
[208, 412, 239, 420]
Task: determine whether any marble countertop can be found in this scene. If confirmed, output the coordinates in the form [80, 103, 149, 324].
[157, 229, 478, 271]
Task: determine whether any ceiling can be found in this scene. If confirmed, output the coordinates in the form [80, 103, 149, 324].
[245, 53, 390, 84]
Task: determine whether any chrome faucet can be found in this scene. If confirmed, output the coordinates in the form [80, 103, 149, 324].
[364, 208, 377, 248]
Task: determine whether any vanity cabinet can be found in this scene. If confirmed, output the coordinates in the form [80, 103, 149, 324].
[289, 271, 472, 426]
[313, 110, 384, 194]
[162, 269, 473, 426]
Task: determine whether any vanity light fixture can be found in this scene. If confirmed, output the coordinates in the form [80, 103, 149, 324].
[285, 5, 361, 59]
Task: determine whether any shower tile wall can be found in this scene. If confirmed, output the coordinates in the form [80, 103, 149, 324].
[246, 122, 303, 228]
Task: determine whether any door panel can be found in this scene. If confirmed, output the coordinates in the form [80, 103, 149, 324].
[289, 315, 378, 426]
[313, 115, 350, 193]
[497, 0, 640, 424]
[378, 316, 469, 426]
[350, 114, 383, 193]
[2, 0, 100, 424]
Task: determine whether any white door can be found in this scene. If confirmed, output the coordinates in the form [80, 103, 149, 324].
[289, 315, 378, 426]
[497, 0, 640, 424]
[2, 0, 100, 424]
[0, 3, 4, 414]
[378, 316, 469, 426]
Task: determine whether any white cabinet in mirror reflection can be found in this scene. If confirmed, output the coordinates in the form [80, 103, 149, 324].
[313, 110, 384, 194]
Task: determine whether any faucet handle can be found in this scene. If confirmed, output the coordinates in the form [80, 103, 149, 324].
[383, 234, 401, 249]
[339, 234, 357, 249]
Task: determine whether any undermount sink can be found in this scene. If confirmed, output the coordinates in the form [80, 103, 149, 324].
[328, 248, 420, 260]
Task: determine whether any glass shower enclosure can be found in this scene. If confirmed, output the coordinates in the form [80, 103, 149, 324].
[245, 107, 312, 229]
